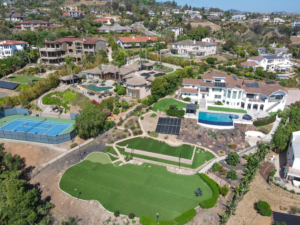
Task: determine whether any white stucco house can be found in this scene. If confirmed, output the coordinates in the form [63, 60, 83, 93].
[241, 55, 292, 72]
[273, 18, 285, 23]
[210, 12, 224, 17]
[291, 21, 300, 28]
[170, 27, 183, 38]
[231, 14, 246, 20]
[117, 36, 158, 48]
[181, 73, 287, 112]
[148, 11, 155, 16]
[0, 40, 28, 59]
[172, 9, 180, 14]
[284, 131, 300, 187]
[171, 40, 217, 56]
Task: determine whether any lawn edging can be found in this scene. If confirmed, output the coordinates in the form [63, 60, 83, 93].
[199, 173, 219, 209]
[207, 106, 247, 114]
[139, 208, 197, 225]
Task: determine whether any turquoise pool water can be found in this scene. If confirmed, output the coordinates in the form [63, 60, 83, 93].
[85, 85, 112, 92]
[198, 112, 238, 126]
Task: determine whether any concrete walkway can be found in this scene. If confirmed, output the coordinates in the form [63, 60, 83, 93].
[262, 116, 281, 142]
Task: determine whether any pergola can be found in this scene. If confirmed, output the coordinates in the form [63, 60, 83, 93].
[186, 103, 197, 114]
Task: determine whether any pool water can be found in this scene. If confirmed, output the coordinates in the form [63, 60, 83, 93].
[85, 85, 112, 92]
[198, 112, 237, 126]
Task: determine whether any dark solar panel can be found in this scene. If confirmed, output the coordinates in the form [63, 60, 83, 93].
[155, 117, 181, 135]
[245, 83, 254, 88]
[157, 117, 162, 124]
[236, 84, 241, 88]
[161, 118, 167, 124]
[0, 81, 19, 90]
[156, 125, 161, 133]
[254, 82, 259, 88]
[166, 118, 170, 125]
[168, 126, 173, 134]
[265, 81, 276, 84]
[233, 75, 237, 80]
[215, 82, 225, 87]
[169, 118, 174, 126]
[175, 126, 180, 135]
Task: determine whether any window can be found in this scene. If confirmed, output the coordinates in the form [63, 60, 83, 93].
[214, 95, 221, 99]
[213, 88, 221, 92]
[227, 90, 231, 98]
[237, 103, 240, 106]
[247, 94, 255, 98]
[222, 100, 225, 103]
[226, 101, 229, 105]
[238, 91, 242, 99]
[232, 91, 237, 99]
[223, 90, 226, 97]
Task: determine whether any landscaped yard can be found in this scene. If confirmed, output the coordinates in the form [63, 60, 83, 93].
[9, 75, 43, 84]
[153, 98, 199, 112]
[117, 146, 215, 169]
[59, 153, 213, 220]
[208, 106, 247, 114]
[117, 137, 194, 159]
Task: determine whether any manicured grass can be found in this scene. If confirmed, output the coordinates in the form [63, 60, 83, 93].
[268, 112, 277, 116]
[16, 83, 36, 91]
[59, 153, 213, 220]
[117, 146, 214, 169]
[104, 146, 118, 156]
[117, 137, 194, 160]
[114, 161, 122, 166]
[207, 106, 247, 114]
[153, 98, 199, 112]
[9, 75, 43, 84]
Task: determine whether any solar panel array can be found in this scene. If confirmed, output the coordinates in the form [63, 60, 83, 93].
[265, 81, 276, 84]
[215, 82, 226, 87]
[264, 55, 283, 59]
[236, 84, 241, 88]
[245, 82, 259, 89]
[155, 117, 181, 135]
[0, 81, 19, 90]
[233, 75, 237, 81]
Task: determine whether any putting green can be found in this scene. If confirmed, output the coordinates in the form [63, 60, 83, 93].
[59, 153, 213, 220]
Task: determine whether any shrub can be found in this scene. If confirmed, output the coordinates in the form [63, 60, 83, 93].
[183, 97, 191, 101]
[227, 169, 237, 180]
[231, 132, 235, 136]
[114, 210, 120, 217]
[208, 130, 212, 135]
[290, 190, 296, 194]
[70, 143, 78, 148]
[257, 200, 272, 216]
[215, 101, 223, 105]
[219, 166, 227, 176]
[197, 75, 202, 79]
[226, 152, 240, 166]
[195, 126, 199, 130]
[113, 108, 120, 114]
[212, 162, 221, 171]
[128, 213, 135, 219]
[166, 109, 185, 117]
[228, 144, 237, 149]
[219, 184, 229, 196]
[253, 116, 276, 127]
[133, 130, 138, 136]
[199, 173, 219, 208]
[150, 113, 157, 117]
[141, 116, 144, 120]
[115, 101, 122, 108]
[221, 132, 225, 135]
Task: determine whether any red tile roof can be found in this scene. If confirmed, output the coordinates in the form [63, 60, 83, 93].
[69, 10, 84, 13]
[181, 88, 198, 94]
[93, 18, 110, 22]
[241, 61, 259, 67]
[44, 36, 100, 45]
[249, 56, 265, 60]
[119, 36, 158, 43]
[62, 12, 69, 16]
[0, 40, 28, 45]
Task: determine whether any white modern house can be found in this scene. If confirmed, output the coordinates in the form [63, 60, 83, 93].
[291, 21, 300, 28]
[117, 36, 158, 48]
[273, 18, 285, 23]
[171, 40, 217, 56]
[0, 40, 28, 59]
[4, 12, 26, 22]
[181, 73, 287, 112]
[210, 12, 224, 16]
[231, 14, 246, 20]
[148, 11, 155, 16]
[284, 131, 300, 187]
[172, 9, 180, 14]
[68, 10, 85, 17]
[170, 27, 183, 38]
[241, 55, 292, 72]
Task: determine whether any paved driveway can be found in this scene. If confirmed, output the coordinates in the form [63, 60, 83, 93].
[286, 90, 300, 106]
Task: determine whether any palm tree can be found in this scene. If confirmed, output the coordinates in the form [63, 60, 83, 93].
[26, 51, 35, 65]
[64, 56, 74, 85]
[0, 63, 9, 80]
[82, 54, 96, 67]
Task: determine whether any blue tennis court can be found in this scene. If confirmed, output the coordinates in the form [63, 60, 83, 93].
[1, 119, 72, 136]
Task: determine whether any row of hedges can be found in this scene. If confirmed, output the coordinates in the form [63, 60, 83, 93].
[140, 208, 197, 225]
[166, 109, 185, 117]
[253, 116, 276, 127]
[199, 173, 219, 209]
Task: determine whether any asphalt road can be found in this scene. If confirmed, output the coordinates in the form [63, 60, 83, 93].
[131, 21, 159, 36]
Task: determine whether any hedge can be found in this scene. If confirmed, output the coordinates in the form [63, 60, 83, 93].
[199, 173, 219, 208]
[139, 208, 197, 225]
[166, 109, 185, 117]
[253, 116, 276, 127]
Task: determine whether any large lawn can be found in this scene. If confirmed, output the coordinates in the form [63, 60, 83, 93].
[59, 153, 213, 220]
[208, 106, 247, 114]
[153, 98, 199, 112]
[9, 75, 43, 84]
[117, 137, 194, 160]
[117, 146, 215, 169]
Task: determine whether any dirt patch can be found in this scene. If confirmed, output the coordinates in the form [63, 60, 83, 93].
[186, 21, 221, 31]
[291, 36, 300, 44]
[259, 161, 275, 182]
[227, 174, 300, 225]
[2, 141, 62, 168]
[59, 136, 89, 150]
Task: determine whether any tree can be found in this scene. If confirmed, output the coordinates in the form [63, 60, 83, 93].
[219, 184, 229, 196]
[61, 217, 81, 225]
[131, 41, 136, 48]
[223, 39, 237, 51]
[257, 200, 272, 216]
[112, 1, 119, 10]
[117, 86, 126, 95]
[82, 54, 96, 66]
[110, 18, 115, 25]
[74, 103, 107, 139]
[227, 169, 237, 180]
[114, 51, 126, 67]
[226, 152, 240, 166]
[64, 56, 74, 85]
[125, 2, 132, 11]
[151, 76, 168, 97]
[26, 50, 35, 64]
[206, 57, 217, 64]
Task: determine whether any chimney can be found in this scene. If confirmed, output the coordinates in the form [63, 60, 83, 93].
[132, 36, 135, 39]
[148, 37, 150, 40]
[242, 80, 245, 86]
[45, 38, 49, 42]
[83, 37, 86, 42]
[193, 39, 196, 44]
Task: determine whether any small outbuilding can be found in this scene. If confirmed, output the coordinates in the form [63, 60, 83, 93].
[186, 103, 197, 114]
[60, 74, 82, 84]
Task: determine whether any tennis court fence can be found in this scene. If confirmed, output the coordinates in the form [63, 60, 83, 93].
[0, 108, 77, 144]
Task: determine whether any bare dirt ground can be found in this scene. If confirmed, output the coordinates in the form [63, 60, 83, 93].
[59, 136, 89, 150]
[186, 21, 221, 31]
[64, 0, 124, 7]
[193, 55, 229, 63]
[2, 141, 62, 168]
[291, 36, 300, 44]
[227, 174, 300, 225]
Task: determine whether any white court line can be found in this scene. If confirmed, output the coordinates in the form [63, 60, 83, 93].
[44, 124, 58, 135]
[58, 124, 72, 135]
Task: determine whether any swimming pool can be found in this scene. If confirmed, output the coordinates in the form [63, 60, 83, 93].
[84, 85, 112, 92]
[198, 112, 238, 126]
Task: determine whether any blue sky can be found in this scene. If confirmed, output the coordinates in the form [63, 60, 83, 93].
[161, 0, 300, 13]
